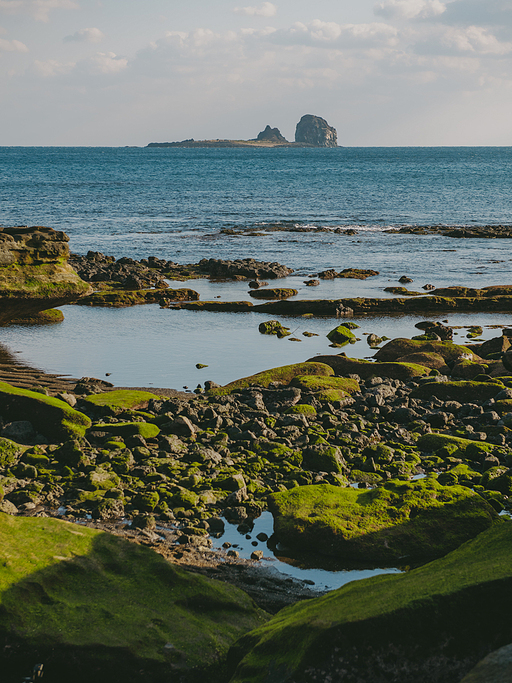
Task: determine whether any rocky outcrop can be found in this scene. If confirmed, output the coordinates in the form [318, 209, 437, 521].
[256, 125, 287, 142]
[0, 227, 91, 325]
[295, 114, 337, 147]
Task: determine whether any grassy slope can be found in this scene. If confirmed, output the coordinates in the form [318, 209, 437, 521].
[0, 514, 268, 680]
[229, 521, 512, 683]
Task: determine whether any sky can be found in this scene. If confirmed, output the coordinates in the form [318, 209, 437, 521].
[1, 0, 511, 146]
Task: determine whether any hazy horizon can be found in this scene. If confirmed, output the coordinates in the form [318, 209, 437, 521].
[1, 0, 512, 147]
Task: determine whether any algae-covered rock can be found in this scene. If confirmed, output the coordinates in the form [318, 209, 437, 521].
[417, 433, 496, 459]
[84, 389, 163, 411]
[92, 421, 160, 440]
[209, 362, 334, 396]
[229, 522, 512, 683]
[0, 437, 26, 469]
[77, 287, 199, 307]
[289, 375, 359, 402]
[326, 325, 356, 345]
[374, 338, 481, 363]
[268, 478, 497, 563]
[258, 320, 291, 337]
[306, 354, 430, 381]
[0, 381, 91, 441]
[460, 643, 512, 683]
[249, 288, 298, 300]
[0, 514, 268, 682]
[0, 227, 92, 325]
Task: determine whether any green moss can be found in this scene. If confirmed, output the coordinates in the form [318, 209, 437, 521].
[249, 288, 298, 300]
[284, 404, 317, 415]
[0, 381, 91, 441]
[417, 433, 496, 457]
[77, 288, 199, 307]
[326, 325, 356, 345]
[8, 308, 65, 325]
[438, 464, 481, 487]
[92, 422, 160, 440]
[289, 375, 359, 400]
[307, 355, 430, 381]
[374, 338, 482, 363]
[0, 437, 26, 470]
[209, 362, 334, 396]
[268, 478, 497, 563]
[229, 522, 512, 683]
[258, 320, 291, 337]
[84, 390, 162, 410]
[0, 514, 267, 679]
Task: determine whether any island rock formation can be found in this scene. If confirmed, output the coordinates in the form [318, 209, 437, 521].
[256, 125, 287, 143]
[295, 114, 337, 147]
[0, 226, 92, 325]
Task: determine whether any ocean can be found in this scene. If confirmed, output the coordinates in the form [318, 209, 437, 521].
[1, 146, 512, 389]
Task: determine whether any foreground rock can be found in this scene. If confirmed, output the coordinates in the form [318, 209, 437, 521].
[0, 513, 267, 683]
[269, 478, 497, 563]
[228, 521, 512, 683]
[0, 226, 91, 325]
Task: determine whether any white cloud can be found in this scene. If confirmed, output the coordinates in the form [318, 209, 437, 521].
[269, 20, 399, 49]
[64, 27, 105, 43]
[83, 51, 128, 75]
[416, 25, 512, 56]
[0, 0, 78, 22]
[34, 58, 75, 76]
[233, 2, 276, 17]
[0, 36, 27, 51]
[374, 0, 446, 20]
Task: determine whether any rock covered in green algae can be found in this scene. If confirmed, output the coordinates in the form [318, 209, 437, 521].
[268, 477, 498, 563]
[249, 288, 298, 300]
[289, 374, 359, 402]
[228, 521, 512, 683]
[374, 338, 481, 363]
[306, 354, 430, 381]
[258, 320, 291, 337]
[83, 389, 163, 411]
[208, 361, 334, 395]
[411, 379, 505, 403]
[0, 513, 268, 683]
[0, 381, 91, 441]
[326, 324, 356, 345]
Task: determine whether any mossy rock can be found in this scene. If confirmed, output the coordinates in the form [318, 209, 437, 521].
[394, 351, 449, 371]
[8, 308, 65, 325]
[417, 433, 496, 458]
[77, 288, 199, 307]
[171, 489, 200, 509]
[228, 522, 512, 683]
[84, 390, 163, 411]
[209, 362, 334, 396]
[438, 464, 482, 487]
[302, 445, 345, 474]
[0, 513, 267, 682]
[306, 355, 430, 381]
[0, 381, 91, 441]
[249, 288, 298, 300]
[268, 478, 497, 563]
[374, 338, 481, 363]
[258, 320, 291, 337]
[86, 467, 121, 491]
[0, 437, 27, 470]
[284, 404, 317, 416]
[289, 375, 360, 401]
[412, 380, 504, 403]
[326, 325, 356, 345]
[93, 421, 160, 440]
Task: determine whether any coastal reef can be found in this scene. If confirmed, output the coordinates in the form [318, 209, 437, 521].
[0, 227, 91, 325]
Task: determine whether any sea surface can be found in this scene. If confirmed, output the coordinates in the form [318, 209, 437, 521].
[1, 146, 511, 388]
[1, 145, 512, 585]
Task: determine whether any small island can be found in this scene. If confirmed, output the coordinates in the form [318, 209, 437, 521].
[147, 114, 338, 148]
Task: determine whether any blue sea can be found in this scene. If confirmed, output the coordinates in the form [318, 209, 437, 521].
[1, 146, 512, 389]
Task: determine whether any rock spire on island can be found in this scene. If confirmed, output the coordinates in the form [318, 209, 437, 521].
[256, 125, 287, 142]
[295, 114, 338, 147]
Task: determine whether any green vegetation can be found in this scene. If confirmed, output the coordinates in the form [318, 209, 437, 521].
[92, 421, 160, 440]
[258, 320, 291, 337]
[326, 325, 356, 345]
[268, 478, 497, 562]
[0, 381, 91, 441]
[289, 375, 360, 401]
[84, 389, 163, 410]
[0, 438, 26, 469]
[249, 289, 298, 300]
[284, 404, 317, 415]
[0, 514, 268, 680]
[77, 288, 199, 307]
[374, 338, 482, 363]
[308, 355, 430, 381]
[229, 522, 512, 683]
[209, 362, 334, 395]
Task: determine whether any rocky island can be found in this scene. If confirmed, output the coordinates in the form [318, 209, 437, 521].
[147, 114, 338, 149]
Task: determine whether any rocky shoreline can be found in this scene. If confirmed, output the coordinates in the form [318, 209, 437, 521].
[2, 229, 512, 682]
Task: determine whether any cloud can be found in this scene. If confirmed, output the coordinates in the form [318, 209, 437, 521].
[440, 0, 512, 27]
[415, 25, 512, 56]
[64, 27, 105, 43]
[0, 0, 78, 22]
[374, 0, 446, 20]
[268, 20, 399, 49]
[33, 58, 75, 76]
[233, 2, 276, 17]
[0, 36, 27, 51]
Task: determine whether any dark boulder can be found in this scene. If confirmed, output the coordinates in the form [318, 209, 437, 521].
[256, 125, 287, 142]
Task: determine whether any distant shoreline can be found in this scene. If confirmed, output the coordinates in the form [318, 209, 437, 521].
[146, 139, 336, 148]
